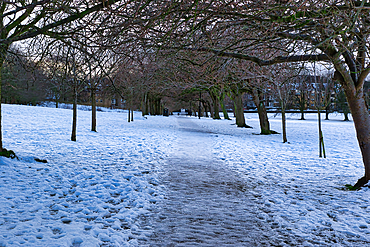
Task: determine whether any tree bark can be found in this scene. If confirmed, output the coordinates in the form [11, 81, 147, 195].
[130, 89, 134, 121]
[141, 100, 145, 116]
[209, 90, 221, 119]
[344, 112, 350, 121]
[252, 89, 271, 134]
[91, 88, 97, 132]
[299, 90, 306, 120]
[325, 105, 330, 120]
[282, 108, 287, 143]
[192, 102, 197, 117]
[220, 92, 230, 120]
[155, 98, 161, 115]
[318, 110, 325, 158]
[208, 101, 214, 118]
[325, 92, 331, 120]
[71, 86, 77, 142]
[198, 92, 202, 119]
[142, 93, 147, 116]
[149, 96, 154, 115]
[234, 93, 250, 128]
[0, 46, 10, 151]
[198, 103, 202, 118]
[0, 56, 3, 151]
[346, 89, 370, 188]
[145, 93, 149, 116]
[204, 101, 210, 117]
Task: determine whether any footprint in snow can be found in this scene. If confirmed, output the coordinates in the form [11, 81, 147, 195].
[61, 218, 72, 224]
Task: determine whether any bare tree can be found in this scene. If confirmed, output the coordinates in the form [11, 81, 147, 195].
[265, 64, 301, 143]
[0, 0, 169, 153]
[0, 0, 121, 152]
[313, 72, 335, 158]
[295, 75, 313, 120]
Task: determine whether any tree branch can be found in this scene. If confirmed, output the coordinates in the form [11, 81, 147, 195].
[0, 0, 119, 45]
[169, 46, 330, 66]
[1, 0, 51, 18]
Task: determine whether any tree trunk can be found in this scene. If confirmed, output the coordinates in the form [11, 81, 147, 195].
[204, 101, 210, 117]
[325, 105, 330, 120]
[198, 104, 201, 119]
[130, 90, 134, 121]
[300, 111, 305, 120]
[299, 90, 306, 120]
[192, 102, 197, 117]
[0, 57, 3, 151]
[209, 90, 221, 119]
[149, 97, 154, 115]
[343, 107, 350, 121]
[257, 102, 271, 134]
[91, 88, 96, 132]
[142, 93, 147, 116]
[145, 93, 149, 116]
[344, 112, 349, 121]
[280, 98, 287, 143]
[150, 97, 159, 116]
[282, 107, 287, 143]
[345, 90, 370, 188]
[146, 94, 149, 115]
[155, 98, 161, 115]
[252, 89, 271, 134]
[198, 92, 202, 119]
[128, 107, 131, 122]
[234, 93, 250, 128]
[71, 86, 77, 142]
[141, 100, 145, 116]
[317, 110, 325, 158]
[220, 92, 230, 120]
[232, 104, 236, 119]
[208, 101, 214, 118]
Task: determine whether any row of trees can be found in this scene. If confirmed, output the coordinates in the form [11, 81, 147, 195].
[1, 48, 356, 120]
[1, 1, 370, 188]
[145, 0, 370, 189]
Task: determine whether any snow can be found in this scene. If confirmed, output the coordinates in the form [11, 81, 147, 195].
[0, 104, 176, 246]
[0, 104, 369, 246]
[196, 112, 369, 245]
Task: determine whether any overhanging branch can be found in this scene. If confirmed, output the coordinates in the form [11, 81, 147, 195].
[0, 0, 119, 45]
[168, 46, 331, 66]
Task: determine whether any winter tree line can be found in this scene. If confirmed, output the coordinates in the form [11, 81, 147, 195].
[2, 48, 364, 140]
[1, 1, 370, 189]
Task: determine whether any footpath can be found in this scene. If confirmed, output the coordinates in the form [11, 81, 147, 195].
[143, 117, 281, 246]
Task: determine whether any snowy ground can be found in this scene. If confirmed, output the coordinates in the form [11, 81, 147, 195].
[0, 104, 369, 246]
[0, 104, 176, 246]
[196, 113, 370, 246]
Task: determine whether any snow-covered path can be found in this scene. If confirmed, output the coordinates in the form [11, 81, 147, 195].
[144, 117, 300, 246]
